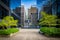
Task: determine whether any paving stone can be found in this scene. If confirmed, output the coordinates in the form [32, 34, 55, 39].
[0, 29, 60, 40]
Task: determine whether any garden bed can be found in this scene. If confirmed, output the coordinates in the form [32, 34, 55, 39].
[0, 28, 19, 37]
[40, 27, 60, 37]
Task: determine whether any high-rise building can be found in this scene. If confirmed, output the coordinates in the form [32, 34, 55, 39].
[52, 0, 60, 27]
[13, 7, 21, 16]
[12, 7, 21, 27]
[37, 0, 45, 20]
[42, 4, 52, 15]
[28, 6, 38, 28]
[21, 5, 25, 27]
[52, 0, 60, 18]
[28, 9, 31, 19]
[0, 0, 10, 19]
[37, 0, 60, 27]
[12, 5, 25, 27]
[41, 0, 60, 17]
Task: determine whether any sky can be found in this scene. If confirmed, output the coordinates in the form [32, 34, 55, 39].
[37, 0, 47, 11]
[21, 0, 36, 9]
[10, 0, 48, 16]
[10, 0, 47, 19]
[10, 0, 47, 10]
[21, 0, 36, 15]
[10, 0, 21, 10]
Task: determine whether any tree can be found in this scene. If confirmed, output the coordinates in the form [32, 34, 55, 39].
[39, 11, 57, 27]
[3, 16, 18, 27]
[10, 20, 18, 28]
[0, 16, 18, 29]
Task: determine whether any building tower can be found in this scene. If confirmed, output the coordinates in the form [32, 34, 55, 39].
[0, 0, 10, 19]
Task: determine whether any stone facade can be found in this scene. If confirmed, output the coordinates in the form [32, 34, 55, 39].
[28, 6, 38, 27]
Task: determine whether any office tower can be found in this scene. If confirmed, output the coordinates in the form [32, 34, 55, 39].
[28, 9, 31, 19]
[12, 5, 25, 27]
[0, 0, 10, 19]
[21, 5, 25, 27]
[12, 7, 21, 27]
[37, 0, 60, 27]
[28, 6, 38, 28]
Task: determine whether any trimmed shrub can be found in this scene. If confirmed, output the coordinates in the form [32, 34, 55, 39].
[40, 27, 60, 37]
[0, 28, 19, 35]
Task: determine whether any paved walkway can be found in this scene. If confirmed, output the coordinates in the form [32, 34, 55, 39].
[0, 29, 60, 40]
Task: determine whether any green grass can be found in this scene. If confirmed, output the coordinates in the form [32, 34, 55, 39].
[40, 27, 60, 37]
[0, 28, 19, 35]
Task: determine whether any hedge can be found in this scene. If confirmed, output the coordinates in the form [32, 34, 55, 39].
[40, 27, 60, 37]
[0, 28, 19, 35]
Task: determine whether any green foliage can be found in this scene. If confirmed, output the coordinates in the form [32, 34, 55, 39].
[10, 20, 18, 27]
[57, 19, 60, 26]
[0, 20, 8, 29]
[40, 27, 60, 37]
[3, 16, 18, 26]
[0, 16, 18, 29]
[6, 28, 19, 33]
[0, 28, 19, 35]
[39, 11, 57, 27]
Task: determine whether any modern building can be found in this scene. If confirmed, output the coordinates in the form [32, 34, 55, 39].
[52, 0, 60, 18]
[28, 9, 31, 19]
[37, 0, 60, 27]
[0, 0, 10, 19]
[37, 0, 45, 20]
[12, 7, 21, 27]
[41, 0, 60, 19]
[41, 4, 52, 15]
[12, 5, 25, 27]
[52, 0, 60, 27]
[28, 6, 38, 28]
[41, 0, 60, 17]
[21, 5, 25, 27]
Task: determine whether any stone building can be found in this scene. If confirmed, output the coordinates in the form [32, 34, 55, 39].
[28, 6, 38, 28]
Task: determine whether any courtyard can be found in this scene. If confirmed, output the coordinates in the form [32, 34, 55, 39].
[0, 29, 60, 40]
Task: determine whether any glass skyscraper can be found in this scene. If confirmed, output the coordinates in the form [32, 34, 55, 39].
[0, 0, 10, 19]
[37, 0, 60, 27]
[37, 0, 60, 18]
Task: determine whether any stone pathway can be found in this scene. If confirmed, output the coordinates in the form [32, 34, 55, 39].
[0, 29, 60, 40]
